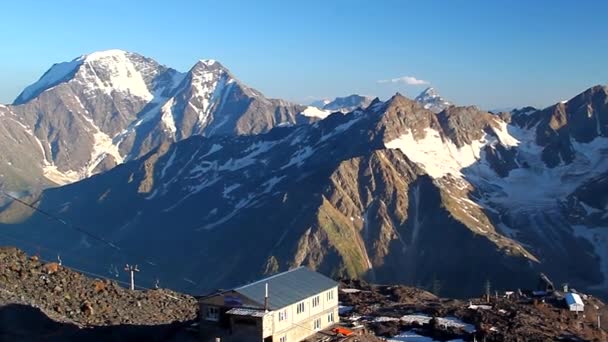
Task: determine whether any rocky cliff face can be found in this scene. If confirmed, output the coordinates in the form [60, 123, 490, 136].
[0, 50, 309, 193]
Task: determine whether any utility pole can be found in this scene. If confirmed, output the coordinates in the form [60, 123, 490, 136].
[485, 279, 491, 303]
[57, 254, 62, 266]
[124, 264, 139, 290]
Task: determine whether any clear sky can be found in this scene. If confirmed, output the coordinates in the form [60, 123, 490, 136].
[1, 0, 607, 109]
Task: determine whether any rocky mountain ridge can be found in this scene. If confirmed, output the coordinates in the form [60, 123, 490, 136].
[4, 85, 608, 300]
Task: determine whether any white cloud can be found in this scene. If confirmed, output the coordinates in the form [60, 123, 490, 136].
[377, 76, 430, 85]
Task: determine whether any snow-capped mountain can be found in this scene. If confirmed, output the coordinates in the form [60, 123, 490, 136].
[304, 94, 375, 119]
[0, 50, 309, 192]
[4, 85, 608, 299]
[414, 87, 451, 113]
[309, 99, 331, 109]
[321, 94, 374, 113]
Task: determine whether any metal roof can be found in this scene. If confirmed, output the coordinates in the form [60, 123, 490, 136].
[234, 267, 338, 310]
[565, 292, 584, 306]
[226, 308, 268, 317]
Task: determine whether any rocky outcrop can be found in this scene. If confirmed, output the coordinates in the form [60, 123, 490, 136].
[0, 247, 196, 327]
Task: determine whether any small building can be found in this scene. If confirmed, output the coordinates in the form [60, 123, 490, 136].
[198, 267, 339, 342]
[565, 292, 584, 312]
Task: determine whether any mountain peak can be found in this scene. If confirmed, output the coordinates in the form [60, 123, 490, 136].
[414, 87, 451, 113]
[418, 87, 438, 97]
[315, 94, 374, 113]
[190, 59, 228, 75]
[13, 49, 166, 104]
[80, 49, 131, 62]
[381, 92, 425, 114]
[197, 59, 217, 66]
[389, 92, 414, 103]
[585, 84, 608, 97]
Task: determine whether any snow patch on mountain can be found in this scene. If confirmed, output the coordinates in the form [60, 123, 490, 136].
[76, 50, 154, 100]
[40, 139, 80, 185]
[160, 149, 177, 179]
[201, 144, 223, 158]
[282, 146, 315, 169]
[42, 165, 81, 185]
[189, 63, 234, 127]
[385, 128, 487, 178]
[471, 129, 608, 211]
[198, 59, 217, 66]
[319, 114, 363, 143]
[493, 120, 520, 147]
[38, 114, 125, 184]
[301, 106, 331, 119]
[160, 98, 177, 134]
[219, 140, 276, 171]
[34, 131, 83, 186]
[81, 116, 124, 176]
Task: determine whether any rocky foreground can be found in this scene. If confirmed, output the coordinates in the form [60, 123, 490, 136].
[2, 246, 608, 341]
[340, 279, 608, 341]
[0, 247, 197, 341]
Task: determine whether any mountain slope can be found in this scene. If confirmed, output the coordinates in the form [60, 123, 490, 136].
[2, 85, 608, 299]
[0, 94, 539, 297]
[0, 50, 309, 192]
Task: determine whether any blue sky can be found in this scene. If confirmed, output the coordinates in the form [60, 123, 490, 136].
[1, 0, 606, 109]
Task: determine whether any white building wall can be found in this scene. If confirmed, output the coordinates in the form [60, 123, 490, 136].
[270, 286, 339, 341]
[569, 303, 584, 312]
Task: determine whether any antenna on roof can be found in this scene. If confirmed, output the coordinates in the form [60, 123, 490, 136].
[264, 282, 269, 312]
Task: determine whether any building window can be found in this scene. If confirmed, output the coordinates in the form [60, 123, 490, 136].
[327, 290, 334, 301]
[312, 295, 320, 308]
[278, 309, 287, 322]
[328, 312, 334, 323]
[313, 318, 321, 330]
[280, 336, 287, 342]
[296, 301, 305, 314]
[205, 306, 219, 321]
